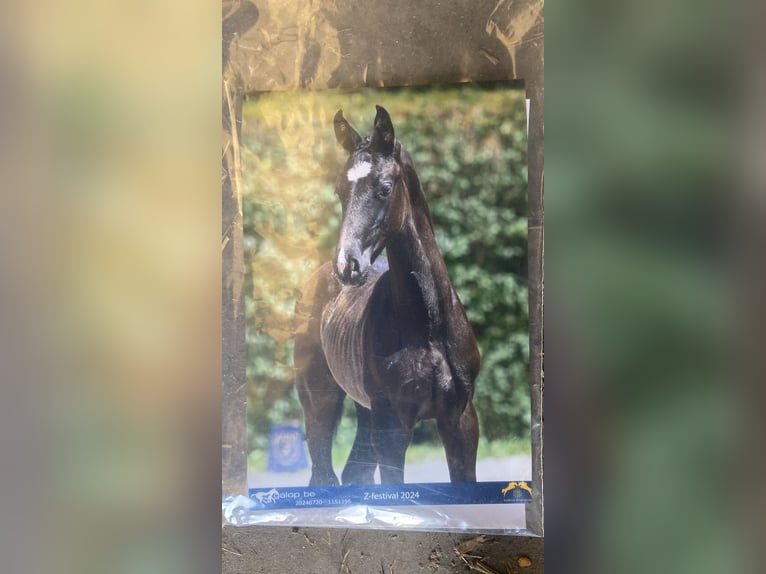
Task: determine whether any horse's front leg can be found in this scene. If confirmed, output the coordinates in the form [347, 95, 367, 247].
[295, 354, 345, 486]
[437, 399, 479, 482]
[341, 402, 377, 484]
[370, 400, 414, 483]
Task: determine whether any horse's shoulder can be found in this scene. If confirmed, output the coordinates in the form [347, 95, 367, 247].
[294, 262, 342, 347]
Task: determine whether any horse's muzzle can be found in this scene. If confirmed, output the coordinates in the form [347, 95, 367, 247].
[335, 246, 369, 286]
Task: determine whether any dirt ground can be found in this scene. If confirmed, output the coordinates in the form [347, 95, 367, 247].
[222, 525, 544, 574]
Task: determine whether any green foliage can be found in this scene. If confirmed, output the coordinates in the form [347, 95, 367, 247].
[241, 84, 530, 455]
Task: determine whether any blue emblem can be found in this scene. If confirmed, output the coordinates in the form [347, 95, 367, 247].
[267, 423, 308, 472]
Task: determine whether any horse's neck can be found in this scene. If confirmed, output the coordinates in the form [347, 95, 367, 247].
[386, 186, 454, 337]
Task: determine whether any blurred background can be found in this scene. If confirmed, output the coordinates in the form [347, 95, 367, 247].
[544, 1, 751, 573]
[241, 85, 531, 483]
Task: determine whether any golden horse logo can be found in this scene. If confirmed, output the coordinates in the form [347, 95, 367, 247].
[501, 481, 533, 497]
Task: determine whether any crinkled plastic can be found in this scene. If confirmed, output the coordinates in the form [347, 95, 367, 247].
[222, 0, 544, 536]
[223, 495, 529, 532]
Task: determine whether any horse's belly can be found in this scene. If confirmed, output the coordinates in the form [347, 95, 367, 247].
[320, 282, 378, 409]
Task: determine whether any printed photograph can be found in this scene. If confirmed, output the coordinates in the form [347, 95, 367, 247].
[241, 84, 530, 490]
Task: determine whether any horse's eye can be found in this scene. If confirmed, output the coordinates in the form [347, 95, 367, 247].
[379, 181, 394, 197]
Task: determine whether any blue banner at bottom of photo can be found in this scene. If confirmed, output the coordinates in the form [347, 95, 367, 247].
[247, 481, 532, 511]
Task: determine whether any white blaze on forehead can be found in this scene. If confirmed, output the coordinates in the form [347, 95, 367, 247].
[346, 161, 372, 182]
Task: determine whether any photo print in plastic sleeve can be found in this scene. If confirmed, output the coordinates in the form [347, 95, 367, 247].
[223, 83, 539, 532]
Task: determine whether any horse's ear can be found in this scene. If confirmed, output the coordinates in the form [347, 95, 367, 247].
[372, 105, 395, 155]
[334, 110, 361, 153]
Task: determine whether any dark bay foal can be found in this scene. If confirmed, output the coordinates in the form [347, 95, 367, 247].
[295, 106, 480, 485]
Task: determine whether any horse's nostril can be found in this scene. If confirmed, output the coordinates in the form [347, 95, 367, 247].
[349, 257, 360, 274]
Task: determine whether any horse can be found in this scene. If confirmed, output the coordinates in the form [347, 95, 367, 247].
[294, 106, 481, 485]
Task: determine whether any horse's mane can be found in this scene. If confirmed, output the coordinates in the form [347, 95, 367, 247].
[396, 142, 436, 234]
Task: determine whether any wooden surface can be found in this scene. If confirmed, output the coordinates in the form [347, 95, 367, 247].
[222, 0, 545, 568]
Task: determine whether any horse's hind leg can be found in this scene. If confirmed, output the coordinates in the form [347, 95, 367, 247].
[295, 354, 345, 486]
[341, 403, 377, 485]
[437, 400, 479, 482]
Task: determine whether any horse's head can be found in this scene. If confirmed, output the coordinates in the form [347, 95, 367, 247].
[332, 105, 406, 286]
